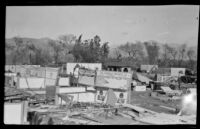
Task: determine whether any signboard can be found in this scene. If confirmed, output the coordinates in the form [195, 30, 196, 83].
[95, 71, 132, 90]
[66, 63, 102, 77]
[78, 70, 132, 89]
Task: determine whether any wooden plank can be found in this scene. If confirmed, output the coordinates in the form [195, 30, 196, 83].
[159, 105, 176, 111]
[123, 104, 158, 115]
[117, 112, 133, 119]
[80, 115, 103, 123]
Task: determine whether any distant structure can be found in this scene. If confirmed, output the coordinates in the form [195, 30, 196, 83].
[104, 60, 137, 72]
[140, 65, 158, 73]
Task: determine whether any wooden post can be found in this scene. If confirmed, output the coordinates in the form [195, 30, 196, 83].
[22, 101, 28, 124]
[11, 76, 14, 87]
[55, 86, 59, 105]
[94, 69, 97, 103]
[127, 72, 132, 104]
[17, 76, 20, 89]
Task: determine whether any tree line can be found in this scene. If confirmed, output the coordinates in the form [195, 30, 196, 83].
[117, 41, 197, 71]
[5, 34, 197, 71]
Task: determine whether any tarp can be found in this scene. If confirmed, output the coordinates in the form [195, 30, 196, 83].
[136, 73, 152, 84]
[106, 89, 118, 106]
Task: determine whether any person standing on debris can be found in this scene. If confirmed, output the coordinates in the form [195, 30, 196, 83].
[177, 71, 183, 90]
[117, 93, 125, 105]
[132, 80, 137, 91]
[97, 90, 105, 103]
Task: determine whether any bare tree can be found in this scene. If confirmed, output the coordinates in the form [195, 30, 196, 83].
[163, 44, 178, 67]
[187, 48, 196, 69]
[177, 44, 187, 67]
[144, 41, 160, 65]
[118, 42, 143, 59]
[114, 49, 122, 60]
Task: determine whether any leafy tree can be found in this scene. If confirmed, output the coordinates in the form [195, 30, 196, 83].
[58, 34, 76, 54]
[48, 40, 63, 64]
[35, 48, 52, 66]
[71, 35, 110, 63]
[72, 34, 83, 62]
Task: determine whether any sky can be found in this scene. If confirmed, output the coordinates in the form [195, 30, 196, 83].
[6, 5, 199, 47]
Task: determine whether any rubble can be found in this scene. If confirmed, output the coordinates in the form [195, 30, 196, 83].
[4, 64, 197, 125]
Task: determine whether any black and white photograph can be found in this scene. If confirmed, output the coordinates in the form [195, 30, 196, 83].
[4, 5, 198, 125]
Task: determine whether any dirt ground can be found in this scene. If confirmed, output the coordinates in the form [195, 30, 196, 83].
[130, 90, 182, 114]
